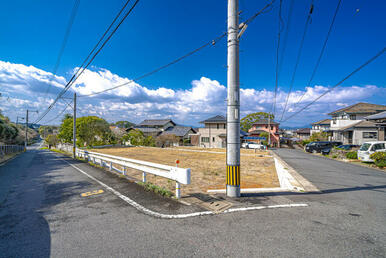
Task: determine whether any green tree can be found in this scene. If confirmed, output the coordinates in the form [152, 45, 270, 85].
[76, 116, 111, 146]
[259, 131, 269, 146]
[310, 131, 329, 142]
[240, 112, 274, 132]
[58, 117, 73, 143]
[45, 134, 59, 149]
[122, 129, 145, 146]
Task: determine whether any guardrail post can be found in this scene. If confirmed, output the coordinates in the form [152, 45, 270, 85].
[142, 172, 146, 183]
[176, 182, 181, 199]
[109, 162, 112, 171]
[123, 167, 127, 175]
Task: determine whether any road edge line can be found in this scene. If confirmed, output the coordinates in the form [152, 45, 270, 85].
[60, 156, 308, 219]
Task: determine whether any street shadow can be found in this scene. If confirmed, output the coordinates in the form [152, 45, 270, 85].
[0, 150, 93, 257]
[241, 184, 386, 198]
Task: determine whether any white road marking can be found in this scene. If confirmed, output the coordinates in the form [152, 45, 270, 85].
[61, 157, 308, 219]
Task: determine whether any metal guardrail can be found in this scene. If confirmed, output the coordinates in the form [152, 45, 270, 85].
[0, 145, 25, 158]
[75, 149, 191, 198]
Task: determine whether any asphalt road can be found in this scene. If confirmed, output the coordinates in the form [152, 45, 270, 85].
[0, 147, 385, 257]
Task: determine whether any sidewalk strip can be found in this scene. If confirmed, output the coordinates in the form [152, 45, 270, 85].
[61, 157, 308, 219]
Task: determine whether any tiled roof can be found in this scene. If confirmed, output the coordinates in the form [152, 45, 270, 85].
[296, 128, 311, 134]
[131, 127, 161, 133]
[161, 126, 196, 137]
[311, 118, 331, 125]
[341, 120, 377, 131]
[365, 111, 386, 120]
[252, 119, 279, 125]
[137, 119, 175, 126]
[328, 103, 386, 115]
[199, 115, 226, 123]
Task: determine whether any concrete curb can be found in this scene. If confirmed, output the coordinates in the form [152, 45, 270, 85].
[270, 150, 320, 192]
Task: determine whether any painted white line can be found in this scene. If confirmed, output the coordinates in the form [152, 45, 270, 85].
[61, 157, 308, 219]
[208, 187, 290, 193]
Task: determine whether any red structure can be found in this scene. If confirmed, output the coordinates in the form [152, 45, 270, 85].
[247, 120, 280, 147]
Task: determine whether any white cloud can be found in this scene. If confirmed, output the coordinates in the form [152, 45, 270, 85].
[0, 60, 383, 126]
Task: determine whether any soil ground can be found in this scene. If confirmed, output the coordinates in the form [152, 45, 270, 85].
[91, 146, 279, 196]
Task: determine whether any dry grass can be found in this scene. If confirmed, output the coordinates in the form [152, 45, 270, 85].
[92, 146, 279, 196]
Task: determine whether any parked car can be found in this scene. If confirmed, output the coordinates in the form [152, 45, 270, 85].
[246, 143, 266, 150]
[321, 144, 360, 155]
[357, 141, 386, 162]
[305, 141, 342, 153]
[241, 142, 249, 148]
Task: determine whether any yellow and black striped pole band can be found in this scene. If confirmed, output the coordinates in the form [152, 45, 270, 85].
[226, 165, 240, 186]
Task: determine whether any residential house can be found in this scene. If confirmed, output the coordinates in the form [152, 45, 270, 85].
[197, 115, 247, 148]
[160, 126, 197, 146]
[365, 111, 386, 141]
[129, 119, 176, 137]
[329, 103, 386, 145]
[295, 128, 311, 140]
[247, 119, 280, 147]
[311, 119, 331, 135]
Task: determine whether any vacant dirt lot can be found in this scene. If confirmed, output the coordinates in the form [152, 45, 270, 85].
[92, 146, 279, 196]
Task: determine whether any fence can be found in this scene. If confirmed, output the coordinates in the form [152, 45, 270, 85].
[0, 145, 25, 157]
[56, 144, 191, 198]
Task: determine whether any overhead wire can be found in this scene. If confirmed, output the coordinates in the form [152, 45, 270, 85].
[293, 0, 342, 108]
[43, 0, 80, 98]
[281, 47, 386, 123]
[271, 0, 283, 117]
[79, 0, 276, 98]
[34, 0, 139, 124]
[279, 0, 314, 122]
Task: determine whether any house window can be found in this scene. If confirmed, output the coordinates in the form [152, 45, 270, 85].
[201, 137, 210, 142]
[212, 137, 215, 142]
[271, 126, 274, 130]
[223, 124, 226, 129]
[363, 132, 377, 139]
[217, 124, 219, 129]
[350, 115, 356, 120]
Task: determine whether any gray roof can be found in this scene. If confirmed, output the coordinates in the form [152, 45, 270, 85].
[137, 119, 175, 127]
[296, 128, 311, 134]
[200, 115, 226, 124]
[131, 127, 161, 133]
[161, 126, 196, 137]
[311, 118, 331, 125]
[365, 111, 386, 120]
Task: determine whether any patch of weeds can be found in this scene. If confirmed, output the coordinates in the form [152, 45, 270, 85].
[332, 155, 337, 159]
[39, 147, 49, 150]
[118, 174, 126, 178]
[137, 182, 173, 197]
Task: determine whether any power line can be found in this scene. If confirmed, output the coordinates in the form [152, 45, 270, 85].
[34, 0, 139, 124]
[79, 1, 276, 98]
[43, 99, 74, 125]
[279, 0, 314, 122]
[78, 32, 227, 97]
[281, 47, 386, 123]
[294, 0, 342, 108]
[44, 0, 80, 98]
[271, 0, 283, 117]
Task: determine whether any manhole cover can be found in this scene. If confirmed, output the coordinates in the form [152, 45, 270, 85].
[183, 195, 232, 213]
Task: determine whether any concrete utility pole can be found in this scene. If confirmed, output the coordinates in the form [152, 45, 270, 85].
[226, 0, 241, 197]
[25, 110, 29, 150]
[73, 93, 77, 158]
[268, 114, 271, 146]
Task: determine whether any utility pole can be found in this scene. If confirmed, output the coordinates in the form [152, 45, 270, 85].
[226, 0, 240, 197]
[268, 114, 271, 146]
[73, 93, 77, 158]
[24, 110, 38, 150]
[25, 110, 29, 151]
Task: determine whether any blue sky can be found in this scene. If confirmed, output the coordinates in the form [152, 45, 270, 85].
[0, 0, 385, 127]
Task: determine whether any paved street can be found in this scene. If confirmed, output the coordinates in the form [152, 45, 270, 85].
[0, 148, 385, 257]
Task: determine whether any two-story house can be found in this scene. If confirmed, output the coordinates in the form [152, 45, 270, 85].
[196, 115, 247, 148]
[329, 103, 386, 145]
[247, 119, 280, 147]
[311, 119, 331, 135]
[128, 119, 176, 137]
[365, 111, 386, 141]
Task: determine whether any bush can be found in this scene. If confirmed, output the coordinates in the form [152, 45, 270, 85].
[346, 151, 358, 160]
[300, 139, 311, 146]
[370, 152, 386, 168]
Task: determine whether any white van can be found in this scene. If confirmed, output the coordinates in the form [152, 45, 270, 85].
[357, 141, 386, 162]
